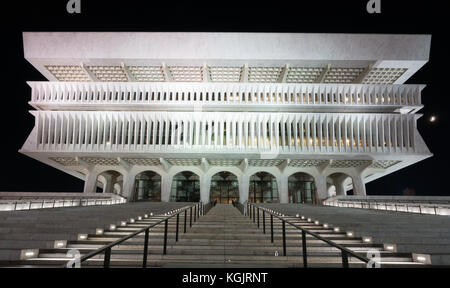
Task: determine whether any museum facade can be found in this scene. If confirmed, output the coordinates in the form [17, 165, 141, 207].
[20, 32, 432, 204]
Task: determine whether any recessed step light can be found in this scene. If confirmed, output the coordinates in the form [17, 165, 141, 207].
[54, 240, 67, 248]
[77, 234, 88, 240]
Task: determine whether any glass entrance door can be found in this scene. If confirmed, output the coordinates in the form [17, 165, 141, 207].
[210, 172, 239, 204]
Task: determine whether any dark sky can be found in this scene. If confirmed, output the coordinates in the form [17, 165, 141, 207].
[0, 0, 448, 195]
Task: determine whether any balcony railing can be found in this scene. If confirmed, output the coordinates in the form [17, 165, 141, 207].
[324, 199, 450, 216]
[27, 111, 421, 154]
[28, 82, 423, 112]
[0, 197, 126, 212]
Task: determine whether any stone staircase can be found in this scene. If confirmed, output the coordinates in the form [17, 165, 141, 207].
[1, 204, 428, 267]
[0, 202, 188, 262]
[260, 203, 450, 266]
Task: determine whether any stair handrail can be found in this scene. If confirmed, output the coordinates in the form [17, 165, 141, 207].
[62, 202, 203, 268]
[202, 200, 217, 215]
[246, 203, 370, 268]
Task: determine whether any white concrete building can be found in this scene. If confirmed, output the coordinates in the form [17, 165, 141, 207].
[20, 32, 432, 204]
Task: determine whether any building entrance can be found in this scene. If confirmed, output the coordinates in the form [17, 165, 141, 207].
[210, 172, 239, 204]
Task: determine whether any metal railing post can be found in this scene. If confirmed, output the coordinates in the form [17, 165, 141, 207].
[257, 207, 260, 228]
[253, 206, 255, 223]
[270, 214, 274, 243]
[302, 230, 307, 268]
[190, 206, 193, 227]
[262, 210, 266, 234]
[194, 205, 197, 222]
[342, 250, 349, 268]
[142, 228, 149, 268]
[184, 210, 187, 233]
[176, 213, 179, 242]
[104, 247, 111, 268]
[282, 220, 287, 256]
[163, 219, 168, 255]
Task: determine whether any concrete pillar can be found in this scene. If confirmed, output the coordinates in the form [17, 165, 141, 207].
[352, 174, 366, 196]
[122, 173, 136, 201]
[200, 175, 211, 204]
[161, 175, 172, 202]
[103, 174, 116, 194]
[83, 172, 98, 193]
[114, 181, 123, 195]
[277, 175, 289, 203]
[334, 178, 347, 196]
[313, 174, 328, 204]
[239, 174, 250, 204]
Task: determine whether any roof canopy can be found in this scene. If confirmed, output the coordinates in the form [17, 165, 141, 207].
[23, 32, 431, 84]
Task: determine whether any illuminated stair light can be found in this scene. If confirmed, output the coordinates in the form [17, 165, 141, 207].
[96, 228, 104, 235]
[20, 249, 39, 260]
[363, 236, 373, 243]
[334, 227, 340, 232]
[77, 234, 88, 240]
[54, 240, 67, 248]
[346, 231, 354, 237]
[109, 224, 116, 230]
[412, 253, 431, 264]
[383, 243, 397, 252]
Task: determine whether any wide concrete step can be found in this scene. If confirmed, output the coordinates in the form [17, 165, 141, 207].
[4, 203, 425, 267]
[12, 253, 422, 268]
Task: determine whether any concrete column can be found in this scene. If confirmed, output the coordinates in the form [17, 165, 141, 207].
[115, 181, 123, 195]
[83, 172, 98, 193]
[239, 174, 250, 204]
[277, 175, 289, 203]
[352, 174, 367, 196]
[122, 173, 136, 201]
[334, 178, 347, 196]
[103, 174, 116, 194]
[161, 175, 172, 202]
[200, 175, 211, 204]
[313, 174, 328, 204]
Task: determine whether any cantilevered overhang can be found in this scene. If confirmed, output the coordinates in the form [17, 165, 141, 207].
[23, 32, 431, 84]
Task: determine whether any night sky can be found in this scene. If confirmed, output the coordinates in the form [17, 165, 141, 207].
[0, 0, 448, 196]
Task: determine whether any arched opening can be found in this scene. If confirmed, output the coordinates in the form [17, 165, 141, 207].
[248, 172, 279, 203]
[96, 170, 123, 194]
[133, 171, 162, 201]
[170, 171, 200, 202]
[210, 171, 239, 204]
[327, 173, 354, 196]
[288, 172, 316, 204]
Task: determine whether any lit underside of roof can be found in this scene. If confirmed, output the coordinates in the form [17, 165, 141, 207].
[23, 32, 431, 84]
